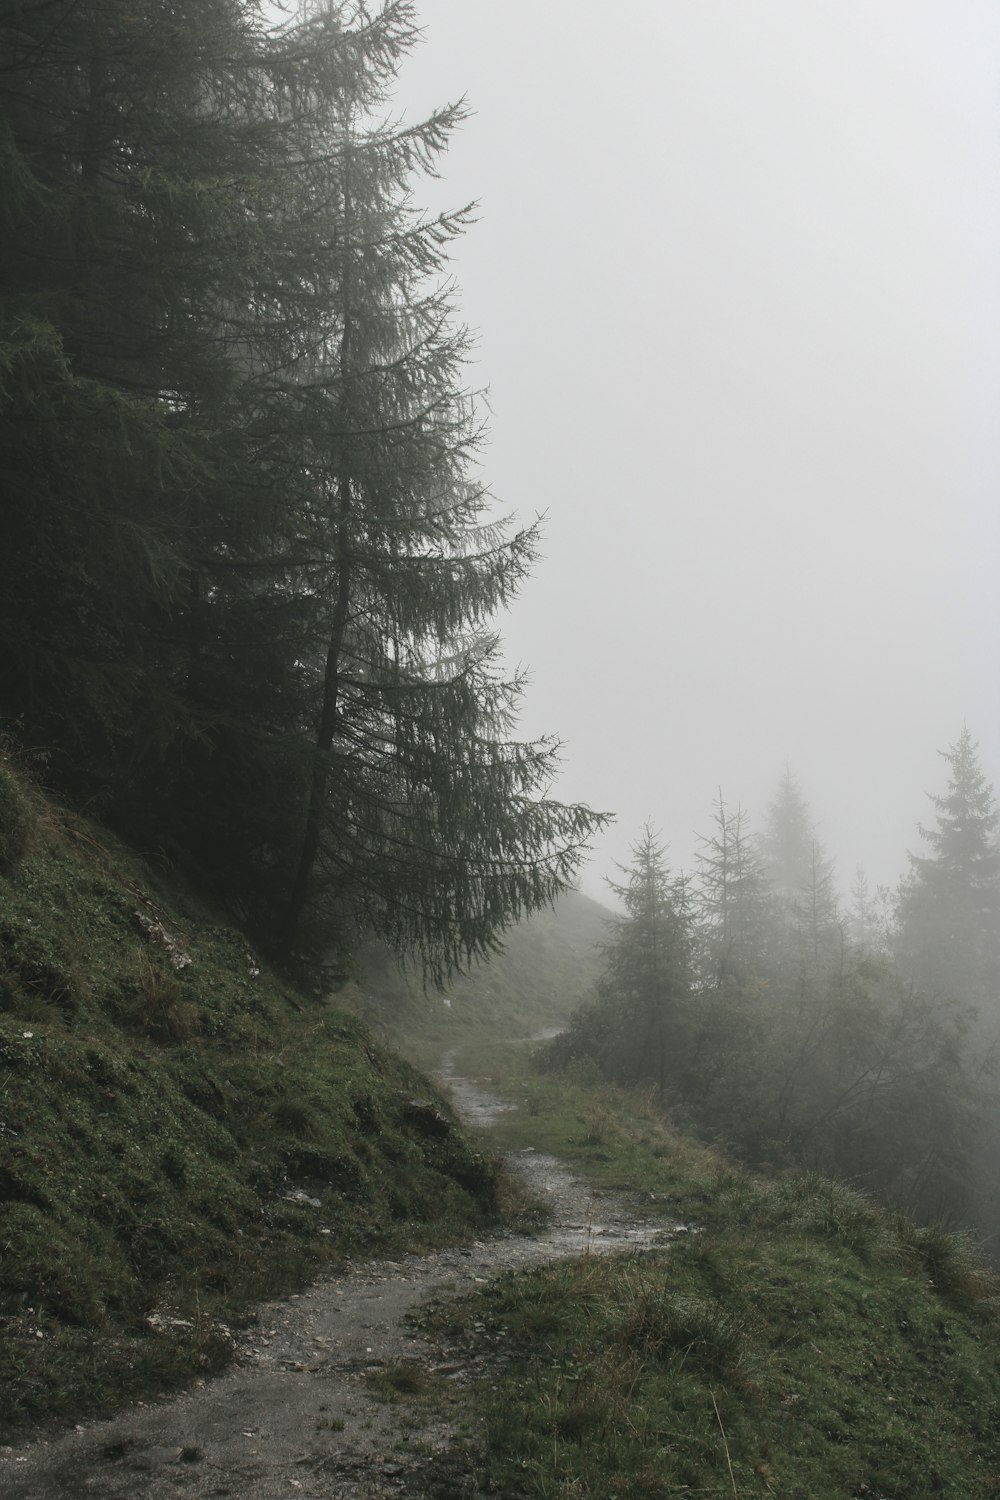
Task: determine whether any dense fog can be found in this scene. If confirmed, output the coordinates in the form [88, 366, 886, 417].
[400, 1, 1000, 899]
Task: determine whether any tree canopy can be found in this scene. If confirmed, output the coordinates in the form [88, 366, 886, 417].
[0, 0, 607, 976]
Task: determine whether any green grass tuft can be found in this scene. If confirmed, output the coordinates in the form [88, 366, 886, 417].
[362, 1360, 436, 1402]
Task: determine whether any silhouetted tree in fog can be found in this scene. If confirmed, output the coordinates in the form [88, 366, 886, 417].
[761, 768, 815, 903]
[544, 826, 693, 1093]
[896, 728, 1000, 1019]
[694, 794, 771, 984]
[761, 769, 839, 969]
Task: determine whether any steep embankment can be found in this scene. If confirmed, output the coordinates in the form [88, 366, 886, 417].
[1, 1073, 674, 1500]
[0, 758, 501, 1433]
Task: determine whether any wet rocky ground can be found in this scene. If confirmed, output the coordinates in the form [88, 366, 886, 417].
[1, 1069, 681, 1499]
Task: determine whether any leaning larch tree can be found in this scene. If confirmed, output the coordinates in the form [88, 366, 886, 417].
[269, 2, 608, 978]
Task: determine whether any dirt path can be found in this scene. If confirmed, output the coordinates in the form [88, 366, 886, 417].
[1, 1068, 679, 1499]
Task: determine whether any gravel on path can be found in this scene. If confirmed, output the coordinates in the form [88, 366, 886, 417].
[1, 1069, 681, 1499]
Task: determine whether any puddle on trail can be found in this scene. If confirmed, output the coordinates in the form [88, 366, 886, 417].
[434, 1056, 519, 1128]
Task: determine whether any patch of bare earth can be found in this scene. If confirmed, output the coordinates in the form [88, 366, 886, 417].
[1, 1071, 681, 1499]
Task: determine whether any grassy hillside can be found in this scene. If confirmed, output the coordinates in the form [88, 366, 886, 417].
[426, 1055, 1000, 1500]
[354, 887, 611, 1069]
[356, 902, 1000, 1498]
[0, 755, 503, 1433]
[8, 762, 998, 1497]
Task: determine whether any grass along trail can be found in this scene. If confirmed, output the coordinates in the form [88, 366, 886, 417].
[1, 1068, 680, 1500]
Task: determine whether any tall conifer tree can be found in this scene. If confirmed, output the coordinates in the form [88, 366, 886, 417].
[896, 728, 1000, 1014]
[694, 794, 770, 984]
[761, 768, 839, 967]
[589, 827, 693, 1091]
[231, 3, 610, 973]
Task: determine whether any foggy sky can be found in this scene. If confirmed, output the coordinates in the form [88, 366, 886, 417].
[397, 1, 1000, 901]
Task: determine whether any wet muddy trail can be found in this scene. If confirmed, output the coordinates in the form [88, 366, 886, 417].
[2, 1067, 678, 1499]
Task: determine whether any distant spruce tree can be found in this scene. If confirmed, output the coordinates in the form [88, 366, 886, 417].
[848, 865, 881, 952]
[761, 768, 840, 967]
[684, 795, 773, 1127]
[761, 768, 815, 902]
[895, 728, 1000, 1017]
[694, 793, 771, 985]
[545, 827, 693, 1094]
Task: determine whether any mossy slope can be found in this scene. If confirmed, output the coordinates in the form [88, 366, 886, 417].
[0, 759, 499, 1432]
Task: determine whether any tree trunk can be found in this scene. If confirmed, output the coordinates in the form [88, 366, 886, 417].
[280, 511, 352, 955]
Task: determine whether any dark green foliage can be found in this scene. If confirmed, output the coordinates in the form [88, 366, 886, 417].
[262, 25, 608, 972]
[0, 0, 606, 979]
[0, 0, 258, 794]
[544, 827, 694, 1092]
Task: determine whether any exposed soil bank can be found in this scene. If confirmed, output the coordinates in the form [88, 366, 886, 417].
[1, 1070, 680, 1499]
